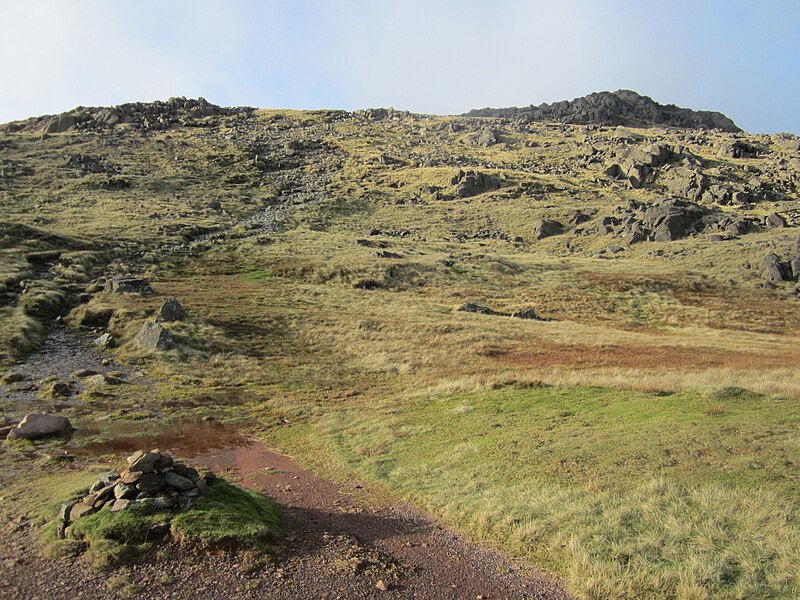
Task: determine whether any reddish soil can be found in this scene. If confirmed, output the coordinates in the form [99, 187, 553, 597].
[498, 342, 798, 371]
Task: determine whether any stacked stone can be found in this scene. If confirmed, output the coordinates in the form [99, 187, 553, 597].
[59, 450, 215, 533]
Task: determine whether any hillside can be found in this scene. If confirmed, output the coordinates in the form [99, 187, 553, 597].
[1, 96, 800, 599]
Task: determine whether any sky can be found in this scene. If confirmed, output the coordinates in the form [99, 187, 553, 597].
[1, 1, 799, 133]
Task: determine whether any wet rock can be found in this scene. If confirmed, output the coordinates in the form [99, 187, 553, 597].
[133, 321, 175, 351]
[155, 298, 187, 323]
[7, 413, 73, 440]
[105, 277, 153, 295]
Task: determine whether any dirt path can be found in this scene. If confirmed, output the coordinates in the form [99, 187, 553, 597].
[191, 442, 570, 599]
[0, 438, 570, 599]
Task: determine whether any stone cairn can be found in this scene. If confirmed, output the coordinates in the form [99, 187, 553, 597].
[58, 450, 215, 536]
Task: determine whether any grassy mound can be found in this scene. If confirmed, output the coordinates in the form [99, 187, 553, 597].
[44, 475, 281, 569]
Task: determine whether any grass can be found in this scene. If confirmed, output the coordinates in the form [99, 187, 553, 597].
[265, 384, 800, 599]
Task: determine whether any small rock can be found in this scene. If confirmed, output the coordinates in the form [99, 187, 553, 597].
[376, 580, 388, 592]
[110, 499, 131, 512]
[164, 471, 194, 491]
[128, 450, 159, 473]
[68, 502, 96, 521]
[105, 277, 153, 295]
[457, 302, 496, 315]
[93, 333, 115, 349]
[45, 381, 73, 398]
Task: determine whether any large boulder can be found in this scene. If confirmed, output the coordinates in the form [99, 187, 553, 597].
[133, 321, 175, 350]
[7, 413, 73, 440]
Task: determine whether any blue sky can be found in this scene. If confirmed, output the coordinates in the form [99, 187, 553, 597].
[1, 0, 799, 133]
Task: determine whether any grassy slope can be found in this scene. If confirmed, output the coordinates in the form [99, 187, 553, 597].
[2, 109, 800, 597]
[267, 385, 799, 599]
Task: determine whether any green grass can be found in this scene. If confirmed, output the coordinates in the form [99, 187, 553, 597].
[266, 384, 800, 599]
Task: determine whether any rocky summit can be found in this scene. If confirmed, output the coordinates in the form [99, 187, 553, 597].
[466, 89, 741, 131]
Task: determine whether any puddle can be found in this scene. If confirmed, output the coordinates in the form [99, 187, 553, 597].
[69, 418, 251, 458]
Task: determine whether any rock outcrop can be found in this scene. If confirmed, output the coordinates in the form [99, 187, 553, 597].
[465, 90, 741, 132]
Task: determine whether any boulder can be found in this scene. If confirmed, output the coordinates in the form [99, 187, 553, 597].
[7, 413, 73, 440]
[533, 219, 564, 240]
[105, 277, 153, 295]
[760, 253, 789, 282]
[766, 212, 787, 228]
[642, 198, 708, 242]
[451, 170, 501, 198]
[43, 114, 78, 134]
[155, 298, 187, 323]
[133, 321, 175, 351]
